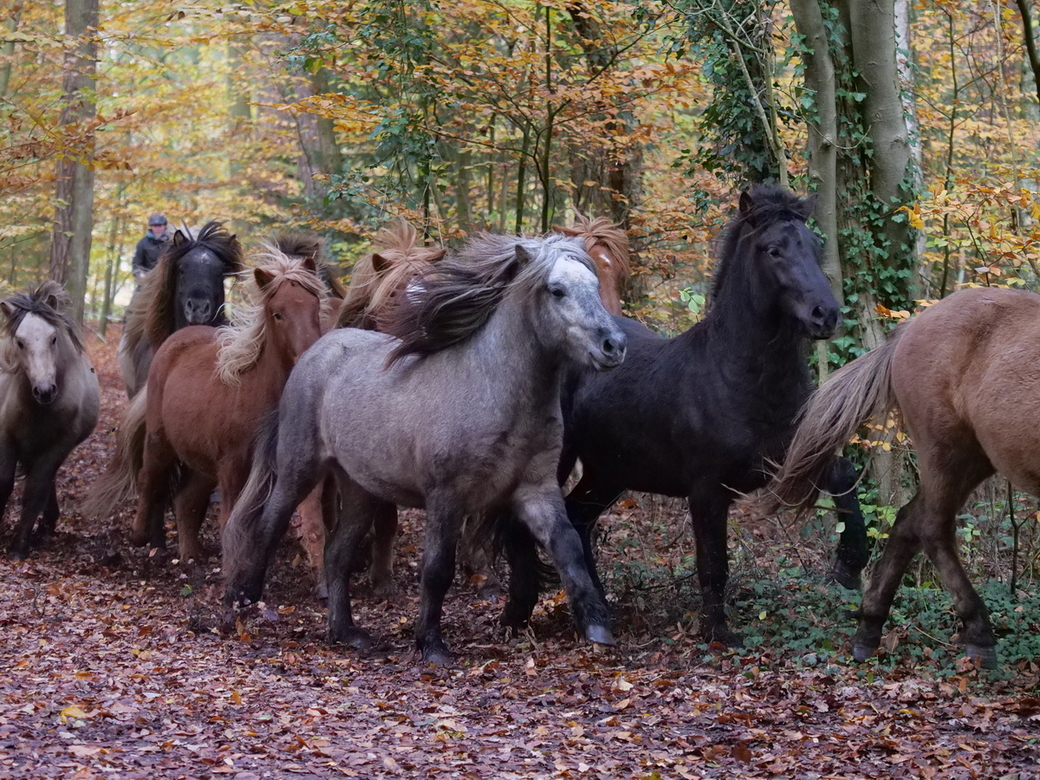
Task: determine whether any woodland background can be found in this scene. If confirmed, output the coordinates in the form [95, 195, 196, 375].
[1, 2, 1040, 775]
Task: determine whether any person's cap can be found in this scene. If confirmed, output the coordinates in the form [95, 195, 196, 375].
[148, 213, 167, 226]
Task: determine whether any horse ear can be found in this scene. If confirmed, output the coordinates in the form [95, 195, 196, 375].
[430, 248, 447, 262]
[0, 300, 13, 322]
[738, 190, 755, 218]
[301, 255, 317, 274]
[796, 193, 818, 222]
[254, 267, 275, 290]
[173, 229, 189, 247]
[44, 290, 61, 310]
[553, 224, 579, 237]
[372, 253, 390, 273]
[514, 244, 532, 265]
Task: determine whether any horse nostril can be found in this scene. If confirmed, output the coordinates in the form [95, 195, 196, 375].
[603, 338, 616, 355]
[811, 306, 825, 322]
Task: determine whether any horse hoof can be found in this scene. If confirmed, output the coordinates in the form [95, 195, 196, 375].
[8, 548, 27, 562]
[500, 604, 532, 631]
[966, 644, 999, 669]
[852, 643, 877, 662]
[585, 624, 615, 646]
[705, 626, 743, 648]
[371, 580, 397, 599]
[422, 648, 454, 667]
[331, 627, 374, 652]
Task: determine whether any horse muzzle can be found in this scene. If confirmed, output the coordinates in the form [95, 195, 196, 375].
[184, 297, 214, 325]
[32, 383, 58, 405]
[589, 330, 627, 370]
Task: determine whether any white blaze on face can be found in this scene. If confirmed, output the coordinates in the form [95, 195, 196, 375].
[17, 313, 59, 397]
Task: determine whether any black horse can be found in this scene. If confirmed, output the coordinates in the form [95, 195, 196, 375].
[118, 221, 244, 397]
[502, 185, 870, 645]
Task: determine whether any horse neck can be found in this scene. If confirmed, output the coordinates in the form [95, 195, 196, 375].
[249, 330, 296, 398]
[470, 294, 563, 409]
[699, 261, 810, 389]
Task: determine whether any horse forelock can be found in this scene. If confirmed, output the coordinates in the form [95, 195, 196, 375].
[383, 233, 593, 364]
[562, 215, 631, 278]
[216, 252, 329, 385]
[0, 283, 84, 372]
[337, 222, 444, 329]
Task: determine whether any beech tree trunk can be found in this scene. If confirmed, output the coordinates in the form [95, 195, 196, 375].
[49, 0, 99, 325]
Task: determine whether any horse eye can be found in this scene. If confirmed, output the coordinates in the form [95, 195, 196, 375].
[273, 312, 284, 321]
[16, 340, 24, 350]
[51, 335, 57, 345]
[768, 246, 781, 258]
[550, 286, 566, 299]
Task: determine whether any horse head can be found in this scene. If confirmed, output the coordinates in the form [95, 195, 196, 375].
[0, 282, 81, 405]
[255, 255, 325, 366]
[159, 222, 244, 334]
[721, 187, 839, 340]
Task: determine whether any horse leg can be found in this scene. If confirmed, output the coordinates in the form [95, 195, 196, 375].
[688, 486, 739, 646]
[368, 502, 399, 597]
[564, 473, 624, 597]
[414, 496, 464, 665]
[35, 482, 60, 542]
[500, 519, 542, 630]
[512, 484, 613, 646]
[294, 482, 327, 598]
[852, 494, 923, 661]
[11, 459, 62, 559]
[825, 456, 871, 589]
[131, 431, 176, 550]
[173, 470, 216, 563]
[325, 474, 385, 650]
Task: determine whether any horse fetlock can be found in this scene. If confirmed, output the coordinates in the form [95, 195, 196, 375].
[829, 559, 862, 591]
[702, 620, 743, 648]
[418, 637, 453, 667]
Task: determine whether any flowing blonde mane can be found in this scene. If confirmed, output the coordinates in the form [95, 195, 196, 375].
[556, 215, 632, 279]
[336, 220, 446, 329]
[215, 249, 330, 385]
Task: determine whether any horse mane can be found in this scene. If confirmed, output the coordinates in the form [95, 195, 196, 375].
[556, 215, 631, 278]
[384, 232, 594, 365]
[336, 220, 445, 329]
[0, 281, 84, 372]
[710, 185, 816, 302]
[269, 230, 348, 299]
[125, 221, 244, 353]
[215, 248, 330, 385]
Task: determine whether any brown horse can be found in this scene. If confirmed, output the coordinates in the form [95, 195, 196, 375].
[555, 215, 631, 316]
[118, 222, 245, 397]
[86, 248, 327, 561]
[757, 285, 1040, 668]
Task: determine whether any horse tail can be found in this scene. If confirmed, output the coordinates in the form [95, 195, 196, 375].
[81, 389, 149, 519]
[221, 408, 280, 586]
[757, 325, 906, 517]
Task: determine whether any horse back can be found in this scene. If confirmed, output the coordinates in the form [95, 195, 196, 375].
[894, 286, 1040, 494]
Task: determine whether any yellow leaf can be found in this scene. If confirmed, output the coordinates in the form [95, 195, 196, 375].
[61, 705, 91, 720]
[231, 690, 242, 705]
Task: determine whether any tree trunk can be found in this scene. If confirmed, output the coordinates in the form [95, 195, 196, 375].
[790, 0, 842, 384]
[49, 0, 99, 325]
[311, 67, 344, 176]
[0, 8, 22, 100]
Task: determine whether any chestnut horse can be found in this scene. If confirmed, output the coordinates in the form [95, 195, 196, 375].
[758, 285, 1040, 668]
[118, 222, 245, 397]
[555, 215, 631, 316]
[0, 283, 100, 558]
[85, 248, 327, 560]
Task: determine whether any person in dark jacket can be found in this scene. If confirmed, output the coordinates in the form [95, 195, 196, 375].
[132, 213, 170, 278]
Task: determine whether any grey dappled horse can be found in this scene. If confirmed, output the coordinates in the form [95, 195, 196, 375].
[223, 233, 627, 663]
[0, 283, 100, 558]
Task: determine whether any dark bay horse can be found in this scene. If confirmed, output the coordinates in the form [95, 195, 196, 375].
[86, 249, 327, 561]
[0, 283, 100, 558]
[758, 285, 1040, 668]
[118, 221, 244, 397]
[502, 186, 869, 645]
[223, 233, 627, 663]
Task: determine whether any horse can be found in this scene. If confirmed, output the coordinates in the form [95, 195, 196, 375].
[755, 285, 1040, 668]
[0, 282, 100, 558]
[554, 214, 631, 316]
[118, 221, 244, 398]
[222, 233, 627, 663]
[85, 248, 327, 561]
[500, 185, 870, 646]
[330, 218, 631, 596]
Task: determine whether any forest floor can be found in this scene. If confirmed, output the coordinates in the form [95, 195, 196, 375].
[0, 328, 1037, 779]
